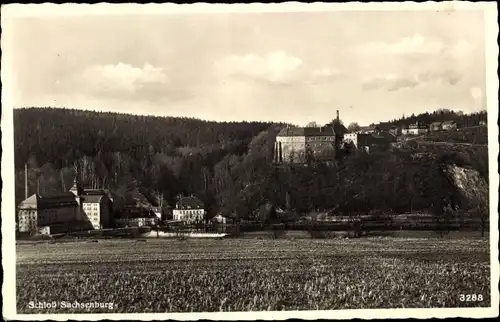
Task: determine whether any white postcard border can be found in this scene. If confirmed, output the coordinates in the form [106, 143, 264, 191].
[1, 2, 498, 320]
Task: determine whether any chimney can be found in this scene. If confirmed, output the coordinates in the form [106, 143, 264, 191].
[336, 110, 340, 122]
[25, 163, 28, 200]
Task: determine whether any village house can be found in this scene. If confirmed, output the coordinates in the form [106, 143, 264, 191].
[343, 132, 395, 153]
[17, 193, 79, 233]
[357, 125, 379, 134]
[173, 195, 206, 224]
[70, 180, 112, 230]
[430, 121, 443, 132]
[388, 126, 402, 136]
[402, 123, 429, 135]
[274, 110, 346, 164]
[212, 214, 228, 225]
[152, 206, 162, 222]
[112, 188, 160, 228]
[17, 172, 118, 235]
[441, 120, 457, 131]
[356, 123, 400, 136]
[113, 207, 159, 228]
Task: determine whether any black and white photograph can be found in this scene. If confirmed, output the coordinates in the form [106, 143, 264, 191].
[1, 2, 498, 320]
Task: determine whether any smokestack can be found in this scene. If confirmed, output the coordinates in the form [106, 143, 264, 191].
[25, 163, 28, 199]
[336, 110, 339, 122]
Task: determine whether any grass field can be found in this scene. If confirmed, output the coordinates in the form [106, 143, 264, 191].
[16, 238, 491, 313]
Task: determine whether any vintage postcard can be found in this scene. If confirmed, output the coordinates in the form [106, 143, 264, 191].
[1, 2, 499, 320]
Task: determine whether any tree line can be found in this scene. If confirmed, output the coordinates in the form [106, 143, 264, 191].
[14, 107, 489, 225]
[381, 109, 487, 128]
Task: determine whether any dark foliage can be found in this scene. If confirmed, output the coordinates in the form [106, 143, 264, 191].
[14, 107, 489, 225]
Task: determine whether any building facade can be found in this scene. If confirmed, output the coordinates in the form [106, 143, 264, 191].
[17, 193, 79, 233]
[430, 121, 443, 132]
[402, 123, 429, 135]
[173, 196, 205, 223]
[70, 183, 112, 230]
[344, 132, 395, 152]
[114, 211, 158, 228]
[343, 132, 359, 148]
[441, 120, 457, 131]
[17, 179, 113, 235]
[388, 126, 402, 136]
[81, 193, 112, 230]
[274, 111, 346, 164]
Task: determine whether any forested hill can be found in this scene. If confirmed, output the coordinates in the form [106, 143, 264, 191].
[14, 107, 277, 169]
[14, 107, 282, 209]
[377, 109, 487, 128]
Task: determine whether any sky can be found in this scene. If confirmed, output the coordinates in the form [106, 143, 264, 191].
[5, 8, 487, 126]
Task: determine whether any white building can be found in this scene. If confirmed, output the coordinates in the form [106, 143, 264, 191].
[441, 120, 457, 131]
[70, 182, 111, 230]
[212, 214, 228, 224]
[343, 133, 359, 147]
[173, 196, 205, 224]
[402, 123, 429, 135]
[17, 177, 112, 234]
[152, 206, 162, 221]
[17, 193, 79, 233]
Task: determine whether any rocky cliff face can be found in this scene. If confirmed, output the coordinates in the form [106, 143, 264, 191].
[442, 164, 489, 213]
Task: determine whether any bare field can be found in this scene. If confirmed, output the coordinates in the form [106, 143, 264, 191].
[16, 238, 491, 313]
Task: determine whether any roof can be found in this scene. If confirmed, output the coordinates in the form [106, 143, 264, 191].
[357, 133, 395, 146]
[82, 194, 106, 204]
[277, 124, 346, 137]
[80, 189, 109, 204]
[39, 193, 79, 209]
[442, 120, 456, 125]
[83, 189, 108, 196]
[408, 124, 429, 129]
[19, 193, 78, 210]
[18, 194, 38, 209]
[431, 121, 443, 126]
[277, 127, 334, 137]
[376, 122, 396, 130]
[176, 196, 204, 209]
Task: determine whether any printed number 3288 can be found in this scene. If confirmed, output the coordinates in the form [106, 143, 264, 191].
[459, 294, 483, 302]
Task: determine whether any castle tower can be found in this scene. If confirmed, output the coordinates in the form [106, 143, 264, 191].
[70, 177, 83, 204]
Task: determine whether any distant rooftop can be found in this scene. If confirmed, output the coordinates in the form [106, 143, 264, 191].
[277, 123, 346, 137]
[82, 194, 108, 204]
[176, 196, 204, 210]
[19, 193, 78, 210]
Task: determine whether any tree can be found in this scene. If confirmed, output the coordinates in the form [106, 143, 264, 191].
[306, 121, 319, 128]
[327, 119, 344, 126]
[347, 122, 361, 133]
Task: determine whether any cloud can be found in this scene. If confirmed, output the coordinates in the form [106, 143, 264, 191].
[82, 62, 168, 93]
[311, 67, 342, 78]
[363, 70, 463, 92]
[362, 75, 419, 91]
[214, 51, 303, 84]
[361, 34, 445, 55]
[417, 70, 462, 85]
[58, 62, 192, 102]
[358, 35, 474, 58]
